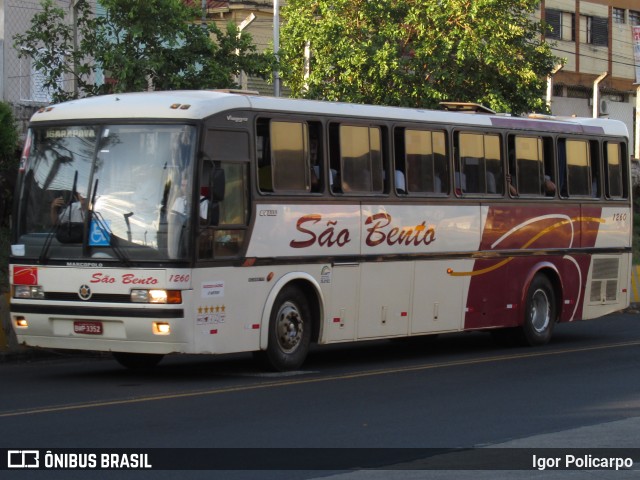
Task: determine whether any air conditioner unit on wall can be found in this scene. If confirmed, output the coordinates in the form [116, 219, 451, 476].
[589, 98, 609, 114]
[600, 100, 608, 114]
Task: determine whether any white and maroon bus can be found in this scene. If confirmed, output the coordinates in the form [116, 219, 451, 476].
[9, 91, 631, 370]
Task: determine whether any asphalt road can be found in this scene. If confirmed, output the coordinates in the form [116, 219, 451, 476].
[1, 312, 640, 480]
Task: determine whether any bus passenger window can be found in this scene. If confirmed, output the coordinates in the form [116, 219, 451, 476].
[402, 129, 447, 194]
[308, 124, 323, 193]
[270, 120, 310, 193]
[484, 135, 502, 194]
[331, 124, 384, 194]
[589, 140, 601, 198]
[256, 121, 272, 192]
[457, 132, 502, 195]
[565, 139, 590, 196]
[605, 142, 624, 198]
[514, 136, 543, 195]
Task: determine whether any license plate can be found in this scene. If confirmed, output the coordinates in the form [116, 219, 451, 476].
[73, 321, 103, 335]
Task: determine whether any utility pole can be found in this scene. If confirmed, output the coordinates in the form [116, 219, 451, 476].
[70, 0, 80, 97]
[273, 0, 280, 97]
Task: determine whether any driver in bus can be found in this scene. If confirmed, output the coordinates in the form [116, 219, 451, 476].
[170, 172, 208, 220]
[50, 192, 86, 224]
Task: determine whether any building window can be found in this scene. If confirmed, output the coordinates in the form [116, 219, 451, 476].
[545, 9, 575, 41]
[630, 10, 640, 26]
[613, 8, 625, 24]
[581, 15, 608, 47]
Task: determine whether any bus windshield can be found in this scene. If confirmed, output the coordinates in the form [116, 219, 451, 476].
[14, 124, 197, 262]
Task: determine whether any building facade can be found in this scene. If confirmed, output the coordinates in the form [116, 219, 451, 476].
[540, 0, 639, 156]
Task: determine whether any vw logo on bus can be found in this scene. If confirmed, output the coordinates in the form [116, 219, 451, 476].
[78, 284, 92, 301]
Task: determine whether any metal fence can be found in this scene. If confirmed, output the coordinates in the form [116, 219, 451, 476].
[3, 0, 81, 129]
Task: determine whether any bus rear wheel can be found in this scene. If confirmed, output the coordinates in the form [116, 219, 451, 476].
[262, 285, 311, 372]
[112, 352, 164, 370]
[522, 274, 556, 346]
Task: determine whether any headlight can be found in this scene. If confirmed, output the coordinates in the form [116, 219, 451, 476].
[13, 285, 45, 299]
[130, 289, 182, 304]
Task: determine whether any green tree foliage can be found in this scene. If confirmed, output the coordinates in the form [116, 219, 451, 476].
[0, 101, 19, 226]
[13, 0, 104, 102]
[280, 0, 561, 114]
[0, 103, 19, 172]
[13, 0, 274, 102]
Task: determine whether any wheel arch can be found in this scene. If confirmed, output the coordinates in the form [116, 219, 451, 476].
[259, 272, 324, 351]
[519, 262, 563, 326]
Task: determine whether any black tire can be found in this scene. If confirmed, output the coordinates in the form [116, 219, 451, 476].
[112, 352, 164, 370]
[522, 274, 556, 346]
[262, 285, 312, 372]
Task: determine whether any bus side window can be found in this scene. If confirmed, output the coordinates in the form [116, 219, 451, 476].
[565, 139, 590, 197]
[589, 140, 601, 198]
[328, 123, 341, 193]
[330, 123, 384, 194]
[605, 142, 625, 199]
[484, 134, 502, 194]
[457, 132, 502, 196]
[270, 120, 310, 193]
[542, 137, 556, 197]
[514, 136, 543, 195]
[256, 120, 272, 192]
[557, 138, 567, 197]
[393, 128, 407, 195]
[401, 128, 447, 195]
[308, 123, 323, 193]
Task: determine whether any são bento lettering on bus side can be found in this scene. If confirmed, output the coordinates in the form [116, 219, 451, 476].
[289, 212, 436, 249]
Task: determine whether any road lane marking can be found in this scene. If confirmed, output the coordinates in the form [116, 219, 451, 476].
[2, 339, 640, 418]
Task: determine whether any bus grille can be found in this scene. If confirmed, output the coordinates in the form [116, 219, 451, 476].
[44, 292, 132, 303]
[589, 258, 619, 303]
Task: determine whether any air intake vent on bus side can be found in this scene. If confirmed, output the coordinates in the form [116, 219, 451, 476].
[589, 257, 620, 304]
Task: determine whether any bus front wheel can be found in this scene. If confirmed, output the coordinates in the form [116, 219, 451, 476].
[262, 285, 311, 372]
[522, 274, 556, 346]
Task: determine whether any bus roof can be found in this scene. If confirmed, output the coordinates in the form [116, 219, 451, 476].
[29, 90, 629, 138]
